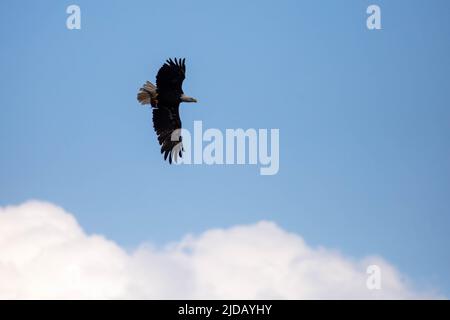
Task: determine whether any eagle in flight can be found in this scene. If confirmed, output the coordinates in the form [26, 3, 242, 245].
[137, 58, 197, 163]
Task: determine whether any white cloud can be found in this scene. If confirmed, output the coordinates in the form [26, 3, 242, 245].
[0, 201, 436, 299]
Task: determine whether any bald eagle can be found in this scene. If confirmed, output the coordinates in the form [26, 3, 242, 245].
[137, 58, 197, 163]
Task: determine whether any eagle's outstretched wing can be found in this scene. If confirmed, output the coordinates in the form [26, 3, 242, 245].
[152, 104, 183, 164]
[156, 58, 185, 93]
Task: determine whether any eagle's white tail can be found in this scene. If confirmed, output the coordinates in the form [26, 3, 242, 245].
[137, 81, 158, 106]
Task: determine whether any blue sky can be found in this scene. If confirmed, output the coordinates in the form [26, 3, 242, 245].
[1, 0, 449, 296]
